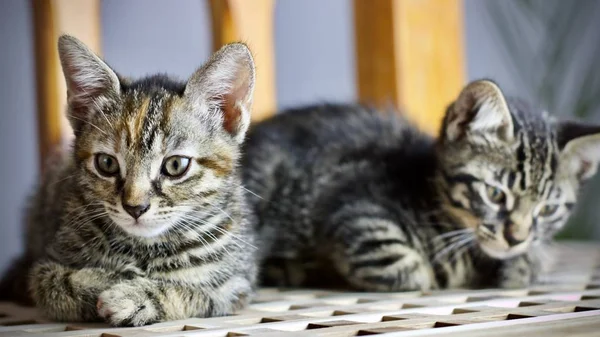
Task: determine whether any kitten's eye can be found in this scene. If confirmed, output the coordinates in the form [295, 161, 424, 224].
[538, 204, 559, 217]
[486, 185, 506, 205]
[162, 156, 191, 178]
[95, 153, 120, 177]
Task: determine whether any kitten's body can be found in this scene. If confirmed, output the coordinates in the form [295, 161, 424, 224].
[0, 36, 258, 326]
[245, 104, 494, 290]
[23, 141, 254, 323]
[244, 82, 600, 291]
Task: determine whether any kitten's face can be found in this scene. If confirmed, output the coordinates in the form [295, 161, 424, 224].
[58, 35, 255, 237]
[439, 80, 600, 259]
[74, 90, 237, 237]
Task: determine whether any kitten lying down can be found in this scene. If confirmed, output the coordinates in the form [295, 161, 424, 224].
[0, 35, 258, 326]
[2, 36, 599, 327]
[244, 80, 600, 292]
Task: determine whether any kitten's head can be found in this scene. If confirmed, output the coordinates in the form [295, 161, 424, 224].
[58, 35, 255, 237]
[438, 80, 600, 259]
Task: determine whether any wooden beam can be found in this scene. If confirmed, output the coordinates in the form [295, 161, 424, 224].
[208, 0, 276, 122]
[354, 0, 465, 135]
[32, 0, 61, 170]
[31, 0, 101, 170]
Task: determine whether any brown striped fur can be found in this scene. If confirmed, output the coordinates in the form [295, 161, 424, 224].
[0, 35, 258, 327]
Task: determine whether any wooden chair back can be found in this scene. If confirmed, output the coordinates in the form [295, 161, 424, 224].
[32, 0, 464, 170]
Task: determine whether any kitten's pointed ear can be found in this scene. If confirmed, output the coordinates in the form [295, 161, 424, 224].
[441, 80, 514, 143]
[185, 43, 255, 143]
[58, 35, 120, 126]
[557, 121, 600, 180]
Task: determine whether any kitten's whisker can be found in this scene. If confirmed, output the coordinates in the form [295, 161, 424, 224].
[201, 226, 235, 259]
[193, 203, 257, 250]
[432, 229, 474, 242]
[208, 215, 256, 250]
[433, 231, 472, 249]
[183, 218, 231, 261]
[209, 225, 245, 250]
[49, 174, 77, 186]
[92, 98, 115, 132]
[437, 236, 473, 263]
[64, 209, 107, 229]
[448, 240, 476, 265]
[62, 201, 104, 219]
[433, 233, 474, 263]
[230, 183, 264, 200]
[176, 219, 220, 261]
[186, 218, 253, 251]
[182, 212, 254, 250]
[71, 211, 109, 234]
[67, 114, 108, 135]
[241, 186, 263, 200]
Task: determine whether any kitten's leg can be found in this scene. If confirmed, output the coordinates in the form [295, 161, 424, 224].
[30, 260, 120, 322]
[98, 276, 252, 326]
[497, 254, 540, 289]
[327, 214, 436, 291]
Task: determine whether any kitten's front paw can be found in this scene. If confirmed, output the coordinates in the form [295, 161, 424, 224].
[97, 282, 160, 326]
[351, 250, 437, 292]
[498, 255, 536, 289]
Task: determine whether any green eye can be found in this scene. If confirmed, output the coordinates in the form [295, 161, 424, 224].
[95, 153, 120, 176]
[162, 156, 191, 178]
[486, 185, 506, 204]
[538, 204, 559, 217]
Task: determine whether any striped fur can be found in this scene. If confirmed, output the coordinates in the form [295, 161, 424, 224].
[244, 80, 600, 291]
[0, 36, 257, 326]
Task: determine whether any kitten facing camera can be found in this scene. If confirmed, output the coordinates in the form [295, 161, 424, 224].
[0, 35, 257, 326]
[244, 80, 600, 291]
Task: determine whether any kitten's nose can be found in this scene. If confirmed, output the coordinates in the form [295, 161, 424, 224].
[503, 224, 526, 247]
[122, 202, 150, 219]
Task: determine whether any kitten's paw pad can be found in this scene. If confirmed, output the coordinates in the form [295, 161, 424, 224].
[98, 284, 159, 327]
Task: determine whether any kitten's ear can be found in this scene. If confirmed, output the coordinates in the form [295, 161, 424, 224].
[58, 35, 120, 127]
[557, 121, 600, 180]
[441, 80, 514, 143]
[185, 43, 255, 143]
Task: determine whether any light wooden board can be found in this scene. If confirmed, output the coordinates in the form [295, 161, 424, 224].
[354, 0, 465, 136]
[0, 242, 599, 336]
[209, 0, 276, 122]
[31, 0, 101, 170]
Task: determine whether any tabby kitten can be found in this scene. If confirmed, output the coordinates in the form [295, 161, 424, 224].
[0, 35, 257, 326]
[244, 80, 600, 291]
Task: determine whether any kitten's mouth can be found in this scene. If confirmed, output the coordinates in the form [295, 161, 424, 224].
[475, 223, 533, 259]
[479, 244, 527, 259]
[131, 219, 146, 226]
[110, 215, 172, 238]
[478, 237, 531, 259]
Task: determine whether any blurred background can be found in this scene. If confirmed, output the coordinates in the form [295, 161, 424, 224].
[0, 0, 599, 275]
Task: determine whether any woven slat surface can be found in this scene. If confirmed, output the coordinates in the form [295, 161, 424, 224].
[1, 242, 599, 336]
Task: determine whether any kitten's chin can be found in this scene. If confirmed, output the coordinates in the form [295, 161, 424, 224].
[112, 218, 172, 238]
[479, 242, 530, 260]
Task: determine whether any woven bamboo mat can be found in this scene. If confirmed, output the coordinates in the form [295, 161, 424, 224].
[1, 242, 599, 337]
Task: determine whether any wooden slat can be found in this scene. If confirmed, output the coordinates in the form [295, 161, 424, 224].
[31, 0, 101, 170]
[208, 0, 276, 122]
[354, 0, 399, 111]
[354, 0, 465, 135]
[0, 241, 599, 336]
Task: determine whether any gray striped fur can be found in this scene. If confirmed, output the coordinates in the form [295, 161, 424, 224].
[244, 80, 600, 291]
